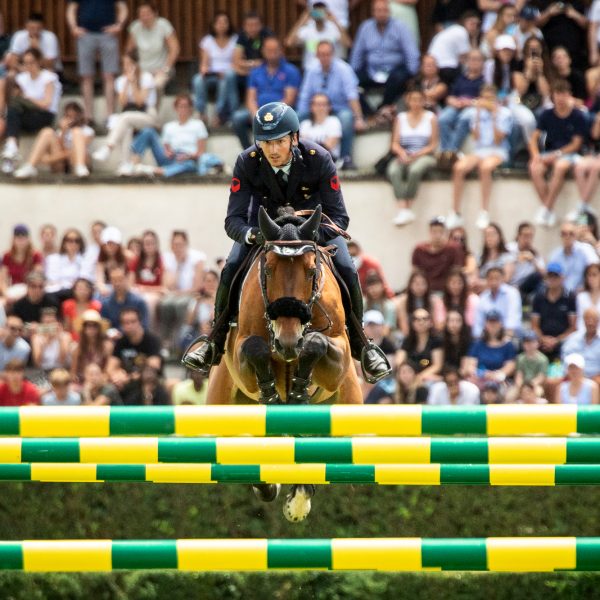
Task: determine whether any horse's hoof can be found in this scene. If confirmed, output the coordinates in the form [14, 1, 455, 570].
[252, 483, 281, 502]
[283, 485, 315, 523]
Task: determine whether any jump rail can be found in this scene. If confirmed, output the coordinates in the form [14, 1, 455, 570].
[1, 405, 599, 437]
[0, 538, 599, 572]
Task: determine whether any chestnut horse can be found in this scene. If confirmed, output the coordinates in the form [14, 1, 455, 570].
[207, 205, 362, 521]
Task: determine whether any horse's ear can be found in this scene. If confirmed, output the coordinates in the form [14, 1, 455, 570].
[258, 206, 281, 241]
[297, 205, 322, 241]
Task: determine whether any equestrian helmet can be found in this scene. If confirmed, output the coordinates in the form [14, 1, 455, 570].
[253, 102, 300, 141]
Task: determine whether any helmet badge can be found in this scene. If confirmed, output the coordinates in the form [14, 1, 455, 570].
[263, 112, 274, 122]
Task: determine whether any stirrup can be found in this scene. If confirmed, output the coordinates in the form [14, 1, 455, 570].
[360, 342, 392, 385]
[181, 335, 219, 375]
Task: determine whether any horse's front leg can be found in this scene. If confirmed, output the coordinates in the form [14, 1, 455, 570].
[288, 332, 329, 404]
[239, 335, 281, 404]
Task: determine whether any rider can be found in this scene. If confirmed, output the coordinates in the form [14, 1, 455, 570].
[183, 101, 391, 383]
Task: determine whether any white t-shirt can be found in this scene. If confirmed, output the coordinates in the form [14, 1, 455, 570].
[590, 0, 600, 44]
[15, 69, 61, 114]
[115, 71, 157, 109]
[162, 118, 208, 156]
[44, 253, 85, 292]
[300, 115, 342, 158]
[162, 249, 207, 291]
[309, 0, 349, 28]
[9, 29, 61, 70]
[297, 20, 342, 70]
[199, 35, 238, 74]
[427, 24, 471, 69]
[128, 17, 175, 72]
[576, 291, 600, 334]
[427, 381, 481, 405]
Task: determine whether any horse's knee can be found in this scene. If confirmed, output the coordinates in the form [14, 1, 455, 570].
[302, 332, 328, 359]
[241, 335, 271, 361]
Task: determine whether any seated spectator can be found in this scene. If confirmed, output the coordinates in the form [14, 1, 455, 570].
[427, 367, 480, 405]
[363, 274, 398, 334]
[513, 330, 548, 397]
[297, 40, 366, 171]
[192, 11, 238, 127]
[537, 1, 587, 65]
[95, 227, 128, 297]
[347, 240, 394, 298]
[396, 270, 443, 337]
[299, 93, 342, 161]
[480, 379, 503, 404]
[101, 266, 149, 330]
[231, 36, 301, 149]
[529, 80, 586, 228]
[0, 316, 31, 370]
[481, 6, 517, 57]
[473, 267, 522, 338]
[437, 49, 485, 164]
[80, 221, 106, 282]
[573, 114, 600, 218]
[438, 269, 479, 329]
[285, 3, 350, 71]
[41, 369, 81, 406]
[121, 364, 170, 405]
[180, 269, 219, 351]
[476, 223, 515, 289]
[427, 11, 480, 85]
[172, 370, 207, 405]
[62, 278, 101, 341]
[92, 49, 157, 175]
[0, 225, 43, 302]
[442, 309, 473, 370]
[407, 54, 448, 111]
[548, 221, 599, 293]
[448, 226, 478, 283]
[516, 381, 547, 404]
[349, 0, 420, 122]
[577, 264, 600, 333]
[1, 48, 62, 174]
[513, 37, 551, 119]
[39, 224, 58, 259]
[561, 308, 600, 384]
[14, 101, 94, 179]
[396, 308, 444, 385]
[463, 310, 516, 389]
[0, 359, 39, 406]
[363, 310, 397, 357]
[365, 361, 428, 404]
[531, 262, 577, 360]
[557, 353, 600, 405]
[449, 85, 512, 231]
[80, 362, 122, 405]
[513, 6, 543, 58]
[549, 47, 587, 105]
[44, 229, 86, 294]
[11, 272, 59, 334]
[411, 217, 464, 293]
[30, 307, 71, 372]
[387, 89, 438, 226]
[69, 309, 113, 385]
[126, 2, 179, 95]
[507, 222, 545, 301]
[66, 0, 128, 123]
[106, 307, 161, 389]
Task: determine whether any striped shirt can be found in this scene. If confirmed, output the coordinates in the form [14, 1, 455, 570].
[397, 111, 434, 152]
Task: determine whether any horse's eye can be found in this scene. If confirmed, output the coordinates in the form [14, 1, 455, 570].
[265, 266, 273, 279]
[306, 267, 316, 280]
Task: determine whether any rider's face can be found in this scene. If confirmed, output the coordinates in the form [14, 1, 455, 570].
[259, 134, 295, 168]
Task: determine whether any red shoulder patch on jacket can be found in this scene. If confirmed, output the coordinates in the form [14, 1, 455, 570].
[230, 177, 241, 193]
[330, 175, 340, 191]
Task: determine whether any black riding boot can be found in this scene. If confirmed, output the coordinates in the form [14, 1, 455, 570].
[346, 277, 392, 384]
[182, 280, 231, 375]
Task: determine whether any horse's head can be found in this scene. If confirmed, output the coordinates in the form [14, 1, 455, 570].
[258, 205, 322, 361]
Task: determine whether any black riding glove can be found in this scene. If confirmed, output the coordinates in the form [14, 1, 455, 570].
[248, 228, 265, 245]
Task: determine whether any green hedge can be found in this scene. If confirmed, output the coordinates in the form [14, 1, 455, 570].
[0, 484, 599, 597]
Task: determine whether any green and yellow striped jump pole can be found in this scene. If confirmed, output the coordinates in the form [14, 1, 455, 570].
[0, 538, 599, 572]
[2, 405, 600, 437]
[5, 436, 600, 464]
[3, 462, 600, 484]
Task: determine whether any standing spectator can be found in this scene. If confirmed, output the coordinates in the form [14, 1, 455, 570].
[172, 370, 207, 405]
[1, 48, 62, 174]
[576, 264, 600, 333]
[529, 82, 586, 228]
[0, 316, 31, 370]
[441, 309, 473, 370]
[507, 222, 545, 300]
[549, 46, 586, 104]
[428, 12, 480, 84]
[298, 93, 342, 161]
[44, 229, 87, 294]
[285, 4, 351, 70]
[30, 307, 71, 372]
[513, 330, 548, 396]
[69, 309, 112, 384]
[95, 227, 128, 297]
[411, 217, 465, 293]
[396, 270, 443, 337]
[548, 221, 599, 293]
[66, 0, 128, 123]
[0, 359, 39, 406]
[92, 49, 157, 174]
[61, 278, 101, 341]
[437, 268, 479, 329]
[363, 310, 398, 357]
[427, 367, 480, 404]
[557, 353, 599, 404]
[408, 54, 448, 111]
[41, 369, 81, 406]
[120, 364, 170, 406]
[349, 0, 420, 122]
[81, 221, 106, 280]
[231, 36, 301, 149]
[531, 262, 577, 360]
[80, 363, 121, 405]
[387, 89, 438, 226]
[449, 84, 512, 230]
[297, 41, 366, 170]
[476, 223, 515, 287]
[11, 273, 59, 332]
[192, 11, 238, 127]
[561, 308, 600, 383]
[347, 240, 394, 298]
[126, 2, 179, 95]
[0, 225, 43, 301]
[473, 266, 522, 338]
[100, 266, 149, 330]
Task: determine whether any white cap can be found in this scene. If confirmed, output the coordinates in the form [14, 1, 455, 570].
[100, 226, 122, 245]
[565, 353, 585, 370]
[364, 310, 385, 326]
[494, 34, 517, 51]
